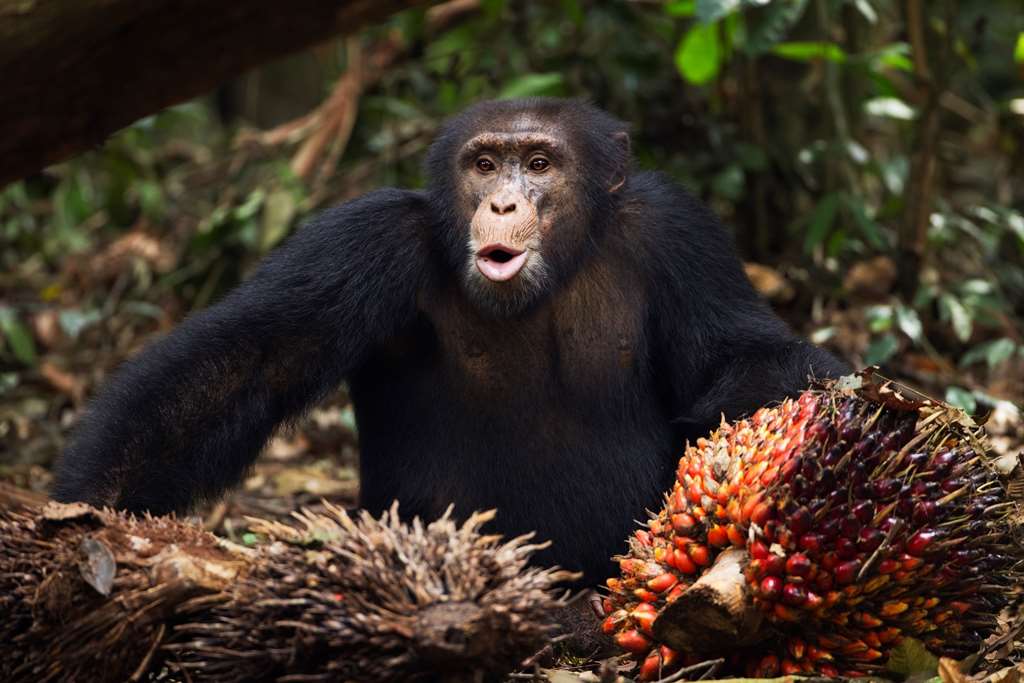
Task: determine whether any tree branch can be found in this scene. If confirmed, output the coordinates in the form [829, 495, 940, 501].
[0, 0, 436, 188]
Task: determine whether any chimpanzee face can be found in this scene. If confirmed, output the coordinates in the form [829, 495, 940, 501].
[424, 100, 631, 318]
[452, 115, 594, 317]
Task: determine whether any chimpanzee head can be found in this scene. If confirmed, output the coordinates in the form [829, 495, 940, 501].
[426, 98, 631, 317]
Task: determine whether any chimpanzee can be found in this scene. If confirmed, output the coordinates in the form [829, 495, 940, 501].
[52, 98, 848, 584]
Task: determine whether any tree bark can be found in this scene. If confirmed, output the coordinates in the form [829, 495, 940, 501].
[0, 0, 433, 188]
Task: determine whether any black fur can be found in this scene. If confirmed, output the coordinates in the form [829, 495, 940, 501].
[52, 99, 848, 584]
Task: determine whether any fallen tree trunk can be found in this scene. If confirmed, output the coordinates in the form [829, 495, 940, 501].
[0, 501, 575, 682]
[0, 0, 433, 188]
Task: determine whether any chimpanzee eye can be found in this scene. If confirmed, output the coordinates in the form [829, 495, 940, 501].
[529, 156, 550, 172]
[475, 157, 496, 173]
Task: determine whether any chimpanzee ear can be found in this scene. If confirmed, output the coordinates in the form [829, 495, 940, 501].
[608, 131, 630, 193]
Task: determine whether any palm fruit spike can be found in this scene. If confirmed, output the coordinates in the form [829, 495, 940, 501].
[602, 369, 1022, 681]
[1, 500, 576, 683]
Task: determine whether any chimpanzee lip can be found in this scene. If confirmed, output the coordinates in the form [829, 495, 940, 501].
[476, 244, 529, 282]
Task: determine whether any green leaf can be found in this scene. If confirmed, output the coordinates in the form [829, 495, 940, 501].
[944, 387, 977, 415]
[743, 0, 808, 55]
[865, 304, 893, 333]
[675, 22, 722, 85]
[886, 637, 940, 678]
[260, 189, 297, 253]
[558, 0, 584, 25]
[497, 73, 565, 99]
[772, 41, 846, 63]
[804, 192, 840, 252]
[960, 338, 1018, 369]
[870, 42, 913, 72]
[1015, 33, 1024, 63]
[665, 0, 696, 16]
[864, 333, 899, 366]
[0, 306, 38, 367]
[845, 196, 889, 249]
[234, 189, 265, 222]
[58, 309, 102, 339]
[939, 293, 973, 343]
[711, 165, 745, 200]
[895, 304, 923, 343]
[696, 0, 741, 23]
[853, 0, 877, 23]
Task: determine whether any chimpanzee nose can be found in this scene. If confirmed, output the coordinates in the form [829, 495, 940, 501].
[490, 200, 517, 215]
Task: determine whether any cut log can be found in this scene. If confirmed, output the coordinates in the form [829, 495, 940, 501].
[652, 547, 765, 654]
[0, 501, 575, 682]
[0, 0, 434, 188]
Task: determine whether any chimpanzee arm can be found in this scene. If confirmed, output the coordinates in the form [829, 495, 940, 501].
[635, 173, 849, 434]
[52, 189, 432, 514]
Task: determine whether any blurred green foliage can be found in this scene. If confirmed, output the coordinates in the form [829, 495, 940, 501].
[1, 0, 1022, 410]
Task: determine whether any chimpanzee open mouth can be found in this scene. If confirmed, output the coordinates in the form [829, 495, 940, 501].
[487, 249, 517, 263]
[477, 245, 524, 262]
[475, 244, 529, 282]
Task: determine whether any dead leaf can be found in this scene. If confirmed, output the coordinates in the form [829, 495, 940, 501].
[938, 657, 969, 683]
[265, 434, 310, 460]
[31, 309, 64, 349]
[744, 262, 795, 302]
[78, 536, 116, 596]
[42, 501, 100, 521]
[39, 360, 86, 403]
[843, 255, 897, 301]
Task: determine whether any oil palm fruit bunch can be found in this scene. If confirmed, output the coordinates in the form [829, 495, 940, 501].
[601, 370, 1022, 681]
[1, 500, 575, 683]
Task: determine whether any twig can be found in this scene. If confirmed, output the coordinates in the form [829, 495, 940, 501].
[129, 623, 166, 682]
[241, 0, 481, 184]
[291, 39, 365, 181]
[655, 657, 725, 683]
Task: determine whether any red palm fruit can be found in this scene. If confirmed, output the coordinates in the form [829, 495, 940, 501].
[782, 658, 802, 675]
[603, 372, 1021, 680]
[630, 603, 657, 634]
[665, 583, 687, 603]
[647, 573, 678, 593]
[659, 646, 679, 669]
[688, 544, 711, 566]
[786, 553, 812, 578]
[751, 654, 780, 677]
[750, 539, 770, 560]
[750, 501, 773, 526]
[906, 529, 941, 556]
[602, 610, 627, 634]
[706, 525, 729, 547]
[638, 653, 661, 681]
[669, 547, 697, 574]
[615, 630, 651, 656]
[760, 576, 783, 599]
[670, 512, 696, 533]
[834, 560, 861, 585]
[798, 532, 823, 552]
[763, 553, 786, 576]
